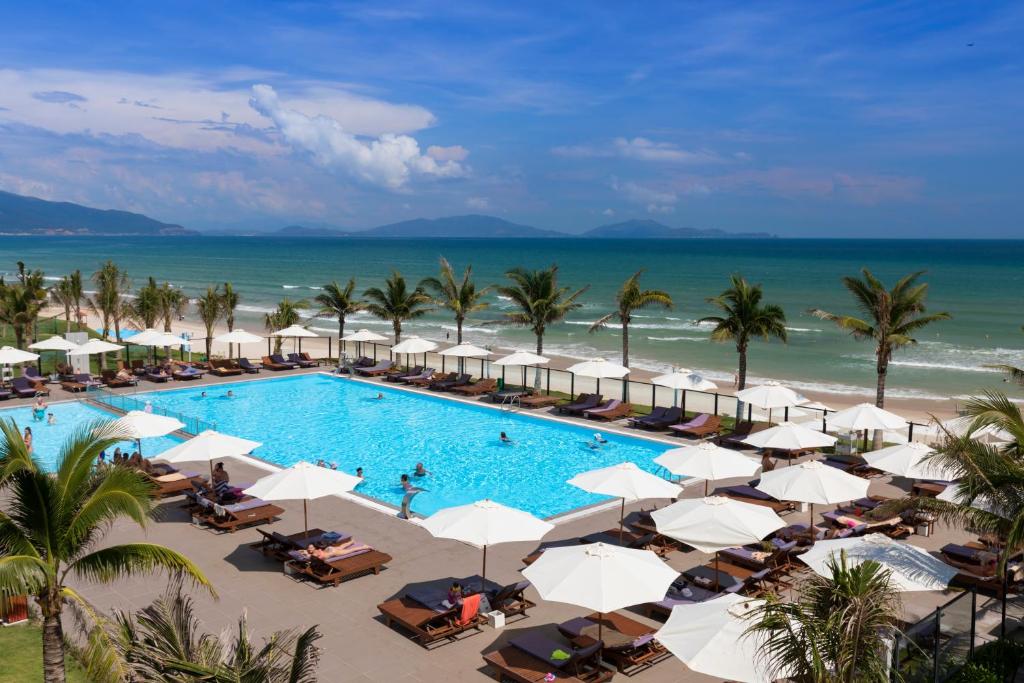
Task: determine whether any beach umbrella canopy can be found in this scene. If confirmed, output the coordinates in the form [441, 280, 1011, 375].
[69, 338, 124, 355]
[145, 332, 188, 347]
[272, 324, 317, 338]
[213, 329, 264, 345]
[863, 441, 955, 480]
[244, 461, 362, 535]
[158, 429, 261, 480]
[124, 328, 162, 345]
[651, 496, 786, 554]
[111, 411, 184, 439]
[566, 357, 630, 379]
[524, 542, 678, 615]
[655, 594, 780, 683]
[654, 442, 760, 495]
[802, 400, 834, 412]
[757, 459, 869, 506]
[421, 499, 553, 589]
[0, 346, 40, 363]
[828, 402, 907, 431]
[934, 416, 1013, 444]
[799, 534, 956, 592]
[569, 462, 681, 540]
[28, 336, 79, 352]
[390, 336, 437, 354]
[439, 343, 490, 358]
[742, 421, 838, 451]
[492, 351, 549, 366]
[651, 369, 717, 392]
[735, 381, 806, 410]
[937, 483, 1004, 517]
[341, 329, 387, 342]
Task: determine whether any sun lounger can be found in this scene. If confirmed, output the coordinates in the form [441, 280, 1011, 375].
[100, 369, 137, 387]
[408, 370, 449, 386]
[378, 592, 485, 647]
[429, 373, 471, 391]
[821, 512, 910, 538]
[197, 497, 284, 532]
[143, 367, 172, 383]
[718, 421, 769, 448]
[715, 485, 795, 514]
[399, 368, 434, 384]
[210, 358, 244, 376]
[0, 389, 11, 400]
[259, 356, 289, 371]
[634, 406, 684, 430]
[667, 412, 708, 435]
[173, 366, 205, 381]
[11, 376, 48, 398]
[584, 400, 632, 421]
[483, 631, 610, 683]
[558, 393, 603, 416]
[580, 528, 672, 557]
[671, 414, 723, 438]
[354, 359, 394, 376]
[644, 580, 731, 620]
[628, 406, 668, 428]
[289, 544, 392, 586]
[450, 378, 498, 396]
[252, 528, 348, 560]
[558, 612, 669, 674]
[144, 471, 203, 498]
[269, 353, 299, 368]
[287, 353, 317, 368]
[517, 394, 561, 409]
[237, 357, 262, 373]
[488, 581, 534, 619]
[385, 365, 422, 382]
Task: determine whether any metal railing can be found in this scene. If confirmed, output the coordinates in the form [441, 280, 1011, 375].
[88, 387, 216, 436]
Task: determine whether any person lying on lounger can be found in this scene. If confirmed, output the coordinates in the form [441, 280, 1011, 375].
[298, 539, 370, 561]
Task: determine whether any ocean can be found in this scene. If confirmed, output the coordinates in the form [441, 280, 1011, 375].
[4, 236, 1022, 402]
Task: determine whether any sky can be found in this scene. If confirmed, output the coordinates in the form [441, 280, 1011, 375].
[0, 1, 1021, 237]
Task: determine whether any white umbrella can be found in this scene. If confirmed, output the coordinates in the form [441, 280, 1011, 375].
[0, 346, 40, 364]
[651, 496, 786, 553]
[655, 442, 760, 495]
[655, 594, 779, 683]
[391, 336, 437, 370]
[213, 329, 264, 345]
[147, 332, 188, 347]
[440, 343, 490, 358]
[524, 542, 678, 643]
[272, 324, 317, 338]
[937, 483, 1004, 517]
[421, 499, 553, 589]
[492, 351, 549, 389]
[341, 329, 388, 342]
[757, 459, 869, 525]
[68, 338, 124, 355]
[652, 369, 717, 391]
[799, 534, 956, 592]
[736, 381, 806, 423]
[124, 328, 162, 345]
[157, 429, 262, 480]
[935, 416, 1013, 444]
[567, 357, 630, 396]
[828, 402, 907, 431]
[107, 410, 185, 457]
[742, 421, 838, 452]
[863, 442, 955, 480]
[568, 462, 681, 540]
[28, 336, 79, 352]
[244, 461, 362, 535]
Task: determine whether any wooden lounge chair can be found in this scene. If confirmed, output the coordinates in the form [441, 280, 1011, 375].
[717, 421, 765, 448]
[450, 378, 497, 396]
[633, 406, 683, 430]
[262, 355, 292, 371]
[580, 528, 673, 557]
[11, 376, 48, 398]
[558, 393, 603, 416]
[237, 357, 262, 373]
[144, 367, 172, 383]
[429, 373, 471, 391]
[209, 359, 243, 376]
[354, 359, 394, 376]
[518, 394, 561, 409]
[714, 485, 795, 514]
[409, 371, 450, 387]
[644, 581, 730, 620]
[671, 414, 722, 438]
[583, 400, 632, 421]
[299, 352, 320, 365]
[488, 581, 535, 620]
[291, 549, 392, 586]
[100, 369, 137, 387]
[558, 612, 669, 674]
[173, 366, 205, 381]
[145, 471, 203, 498]
[287, 353, 317, 368]
[482, 632, 610, 683]
[197, 498, 284, 532]
[385, 365, 422, 382]
[377, 593, 485, 647]
[628, 406, 668, 429]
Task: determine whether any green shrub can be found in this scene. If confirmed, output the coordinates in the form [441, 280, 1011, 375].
[947, 662, 1001, 683]
[972, 639, 1024, 678]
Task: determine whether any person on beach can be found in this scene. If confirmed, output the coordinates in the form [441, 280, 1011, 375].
[23, 426, 33, 453]
[761, 453, 776, 473]
[499, 431, 513, 444]
[32, 397, 47, 422]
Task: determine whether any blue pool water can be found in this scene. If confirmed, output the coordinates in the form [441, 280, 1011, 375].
[136, 374, 678, 518]
[0, 401, 183, 471]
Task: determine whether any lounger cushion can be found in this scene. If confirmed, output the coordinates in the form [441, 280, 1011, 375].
[510, 632, 580, 669]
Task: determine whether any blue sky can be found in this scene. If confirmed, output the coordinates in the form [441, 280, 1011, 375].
[0, 1, 1021, 236]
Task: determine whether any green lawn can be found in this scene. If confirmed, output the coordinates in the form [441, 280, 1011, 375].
[0, 623, 89, 683]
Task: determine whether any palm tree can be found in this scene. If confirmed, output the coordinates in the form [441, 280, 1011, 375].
[0, 419, 212, 683]
[420, 258, 490, 344]
[589, 269, 672, 370]
[746, 552, 901, 683]
[130, 277, 163, 330]
[157, 283, 188, 333]
[314, 278, 365, 341]
[68, 270, 84, 328]
[79, 582, 320, 683]
[220, 282, 240, 358]
[195, 286, 222, 359]
[363, 271, 432, 344]
[699, 274, 787, 416]
[51, 275, 76, 329]
[810, 269, 950, 430]
[264, 299, 307, 353]
[90, 261, 131, 345]
[0, 273, 47, 349]
[987, 325, 1024, 384]
[494, 265, 588, 387]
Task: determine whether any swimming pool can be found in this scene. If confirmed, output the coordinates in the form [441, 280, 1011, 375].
[137, 374, 680, 518]
[0, 401, 183, 472]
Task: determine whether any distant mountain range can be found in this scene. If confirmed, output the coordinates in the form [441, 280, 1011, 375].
[0, 191, 196, 236]
[0, 190, 772, 238]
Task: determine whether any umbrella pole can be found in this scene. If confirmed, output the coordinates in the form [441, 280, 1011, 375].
[304, 500, 309, 538]
[482, 545, 487, 592]
[619, 498, 626, 543]
[714, 552, 720, 591]
[704, 479, 709, 496]
[598, 612, 604, 648]
[809, 502, 814, 529]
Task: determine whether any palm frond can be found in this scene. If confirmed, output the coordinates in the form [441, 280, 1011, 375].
[72, 543, 215, 594]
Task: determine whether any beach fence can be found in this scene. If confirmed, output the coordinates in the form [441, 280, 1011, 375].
[194, 332, 928, 439]
[88, 387, 217, 436]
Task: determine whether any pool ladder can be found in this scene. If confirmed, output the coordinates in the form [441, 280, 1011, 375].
[500, 394, 521, 413]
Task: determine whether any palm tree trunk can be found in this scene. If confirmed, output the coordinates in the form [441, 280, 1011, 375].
[205, 334, 212, 359]
[393, 320, 401, 344]
[41, 598, 66, 683]
[457, 319, 464, 372]
[534, 334, 543, 389]
[735, 346, 748, 421]
[338, 319, 345, 358]
[621, 321, 630, 401]
[873, 362, 888, 449]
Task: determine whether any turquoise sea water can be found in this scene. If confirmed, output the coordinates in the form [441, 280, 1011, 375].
[136, 374, 675, 518]
[3, 236, 1023, 401]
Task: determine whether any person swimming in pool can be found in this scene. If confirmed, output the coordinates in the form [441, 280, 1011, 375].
[226, 390, 234, 398]
[414, 462, 430, 477]
[356, 467, 364, 478]
[201, 391, 207, 397]
[500, 431, 513, 444]
[47, 412, 56, 426]
[375, 392, 384, 400]
[587, 432, 608, 449]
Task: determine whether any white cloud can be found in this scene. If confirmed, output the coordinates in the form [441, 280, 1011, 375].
[465, 196, 490, 210]
[249, 85, 467, 190]
[552, 137, 720, 164]
[427, 145, 469, 162]
[0, 68, 438, 153]
[602, 208, 615, 216]
[611, 177, 678, 214]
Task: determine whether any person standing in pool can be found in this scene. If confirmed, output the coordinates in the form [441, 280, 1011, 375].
[356, 467, 364, 479]
[399, 473, 424, 519]
[32, 397, 47, 422]
[23, 426, 33, 453]
[500, 431, 513, 445]
[414, 462, 430, 477]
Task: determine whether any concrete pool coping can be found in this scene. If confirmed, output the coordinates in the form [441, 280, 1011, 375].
[2, 369, 706, 525]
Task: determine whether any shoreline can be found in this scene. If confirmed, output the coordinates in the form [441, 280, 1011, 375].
[45, 305, 960, 423]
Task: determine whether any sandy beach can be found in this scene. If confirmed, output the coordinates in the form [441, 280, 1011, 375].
[47, 305, 960, 423]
